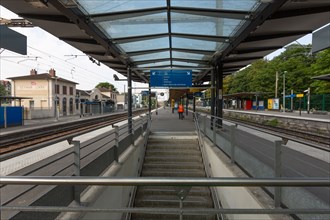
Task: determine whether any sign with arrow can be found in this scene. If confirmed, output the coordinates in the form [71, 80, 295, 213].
[150, 70, 192, 87]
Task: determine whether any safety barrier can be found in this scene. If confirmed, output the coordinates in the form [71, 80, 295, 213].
[193, 112, 330, 220]
[0, 113, 151, 220]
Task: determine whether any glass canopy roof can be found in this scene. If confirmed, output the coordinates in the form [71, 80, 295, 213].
[76, 0, 261, 81]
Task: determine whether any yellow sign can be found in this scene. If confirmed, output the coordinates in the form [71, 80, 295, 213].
[189, 88, 201, 93]
[267, 99, 273, 109]
[296, 94, 304, 98]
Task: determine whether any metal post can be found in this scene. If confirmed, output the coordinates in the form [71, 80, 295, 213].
[179, 199, 183, 220]
[307, 87, 310, 114]
[275, 71, 278, 98]
[216, 64, 223, 127]
[127, 67, 132, 136]
[4, 106, 7, 128]
[148, 84, 151, 114]
[282, 71, 286, 113]
[114, 126, 119, 163]
[72, 140, 81, 204]
[230, 125, 236, 163]
[193, 95, 196, 113]
[274, 140, 282, 208]
[291, 90, 293, 112]
[210, 68, 215, 129]
[185, 94, 188, 116]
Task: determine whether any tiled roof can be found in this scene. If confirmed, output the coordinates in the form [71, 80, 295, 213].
[7, 73, 78, 84]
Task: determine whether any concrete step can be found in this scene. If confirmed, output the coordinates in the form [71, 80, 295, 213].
[145, 149, 201, 157]
[134, 195, 214, 208]
[136, 186, 211, 197]
[132, 213, 216, 220]
[147, 140, 199, 148]
[132, 136, 216, 220]
[143, 162, 204, 170]
[142, 169, 206, 177]
[144, 155, 203, 163]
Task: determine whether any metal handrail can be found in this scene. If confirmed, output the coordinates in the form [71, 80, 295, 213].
[193, 112, 222, 220]
[1, 206, 329, 215]
[1, 176, 329, 186]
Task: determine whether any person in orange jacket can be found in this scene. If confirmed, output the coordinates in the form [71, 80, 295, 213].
[178, 103, 184, 119]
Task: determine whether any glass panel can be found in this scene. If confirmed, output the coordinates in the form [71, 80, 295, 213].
[171, 12, 242, 37]
[97, 12, 168, 38]
[118, 37, 169, 52]
[172, 37, 225, 51]
[77, 0, 166, 14]
[172, 61, 201, 67]
[172, 51, 211, 60]
[138, 61, 171, 68]
[131, 51, 170, 62]
[171, 0, 259, 11]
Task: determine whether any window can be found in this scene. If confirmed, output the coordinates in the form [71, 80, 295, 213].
[30, 100, 34, 108]
[55, 85, 59, 94]
[63, 86, 67, 95]
[70, 87, 73, 95]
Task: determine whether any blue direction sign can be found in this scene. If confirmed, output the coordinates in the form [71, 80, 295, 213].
[150, 70, 192, 87]
[285, 94, 296, 98]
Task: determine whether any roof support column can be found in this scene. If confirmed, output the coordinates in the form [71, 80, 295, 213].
[210, 67, 215, 117]
[148, 83, 151, 114]
[216, 64, 223, 127]
[127, 67, 132, 135]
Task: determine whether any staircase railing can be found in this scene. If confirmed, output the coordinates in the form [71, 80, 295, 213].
[193, 112, 223, 220]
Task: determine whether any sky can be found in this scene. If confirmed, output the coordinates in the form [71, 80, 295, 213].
[0, 5, 313, 98]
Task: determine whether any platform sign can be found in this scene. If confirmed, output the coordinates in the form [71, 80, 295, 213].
[296, 94, 304, 98]
[268, 99, 273, 109]
[150, 70, 192, 87]
[273, 98, 279, 110]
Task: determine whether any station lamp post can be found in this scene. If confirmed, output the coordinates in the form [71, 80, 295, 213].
[282, 71, 287, 113]
[304, 87, 311, 114]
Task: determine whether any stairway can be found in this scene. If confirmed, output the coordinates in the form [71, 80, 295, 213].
[132, 133, 216, 220]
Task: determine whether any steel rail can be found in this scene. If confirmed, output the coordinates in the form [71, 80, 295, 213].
[1, 206, 329, 215]
[0, 109, 147, 156]
[197, 111, 329, 151]
[224, 117, 330, 150]
[1, 176, 329, 187]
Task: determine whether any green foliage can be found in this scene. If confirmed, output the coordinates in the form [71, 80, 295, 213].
[96, 82, 117, 92]
[224, 45, 330, 96]
[0, 84, 8, 96]
[266, 119, 279, 127]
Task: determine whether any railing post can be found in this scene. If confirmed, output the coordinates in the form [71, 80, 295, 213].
[212, 117, 216, 145]
[72, 140, 81, 204]
[132, 120, 135, 147]
[230, 125, 236, 163]
[274, 140, 282, 208]
[140, 116, 144, 137]
[114, 126, 119, 163]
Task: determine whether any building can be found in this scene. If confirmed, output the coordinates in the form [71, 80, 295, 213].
[76, 88, 116, 115]
[99, 87, 117, 109]
[7, 68, 79, 119]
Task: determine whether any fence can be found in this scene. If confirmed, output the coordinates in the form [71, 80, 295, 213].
[195, 113, 330, 220]
[0, 106, 24, 128]
[0, 113, 151, 220]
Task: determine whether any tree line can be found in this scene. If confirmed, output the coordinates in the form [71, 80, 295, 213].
[224, 45, 330, 98]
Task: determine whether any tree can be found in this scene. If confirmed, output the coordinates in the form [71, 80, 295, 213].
[223, 45, 329, 96]
[0, 84, 8, 96]
[95, 82, 117, 92]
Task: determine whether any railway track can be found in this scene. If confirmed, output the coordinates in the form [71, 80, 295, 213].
[224, 116, 330, 151]
[0, 110, 148, 156]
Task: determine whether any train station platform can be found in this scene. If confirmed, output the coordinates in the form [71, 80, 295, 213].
[151, 107, 195, 132]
